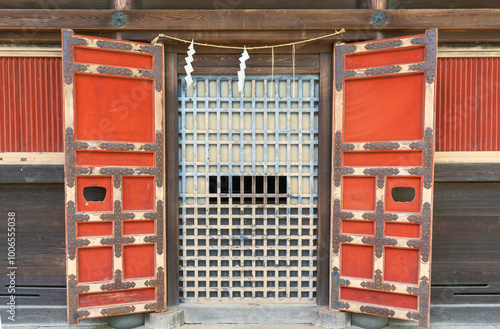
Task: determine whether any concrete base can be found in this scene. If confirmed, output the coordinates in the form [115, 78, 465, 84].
[312, 307, 350, 328]
[351, 313, 388, 329]
[180, 304, 319, 324]
[109, 313, 145, 329]
[145, 309, 184, 329]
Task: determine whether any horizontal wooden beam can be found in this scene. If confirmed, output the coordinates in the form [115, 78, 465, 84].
[0, 165, 64, 184]
[435, 151, 500, 163]
[434, 163, 500, 182]
[0, 9, 499, 33]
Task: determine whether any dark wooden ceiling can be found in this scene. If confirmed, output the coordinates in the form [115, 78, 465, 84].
[0, 0, 498, 9]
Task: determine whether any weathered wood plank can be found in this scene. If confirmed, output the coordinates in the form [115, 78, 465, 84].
[2, 29, 498, 43]
[176, 53, 321, 75]
[0, 165, 64, 183]
[0, 9, 499, 31]
[434, 163, 500, 182]
[433, 182, 500, 216]
[316, 52, 332, 306]
[431, 182, 500, 305]
[166, 51, 180, 306]
[0, 286, 66, 306]
[0, 184, 66, 302]
[1, 0, 499, 10]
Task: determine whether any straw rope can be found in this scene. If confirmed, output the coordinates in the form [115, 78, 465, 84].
[151, 29, 345, 49]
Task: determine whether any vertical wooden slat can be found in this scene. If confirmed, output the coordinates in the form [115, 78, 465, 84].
[166, 51, 180, 306]
[317, 52, 332, 305]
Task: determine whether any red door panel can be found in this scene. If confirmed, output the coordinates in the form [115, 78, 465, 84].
[331, 29, 437, 327]
[63, 29, 165, 324]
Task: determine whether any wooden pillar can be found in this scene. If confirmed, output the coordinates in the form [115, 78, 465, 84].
[357, 0, 387, 39]
[372, 0, 387, 39]
[317, 51, 333, 306]
[109, 0, 140, 40]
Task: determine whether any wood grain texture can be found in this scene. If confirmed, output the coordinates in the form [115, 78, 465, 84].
[435, 163, 500, 182]
[316, 52, 332, 306]
[165, 51, 180, 306]
[0, 0, 498, 10]
[177, 53, 320, 75]
[431, 182, 500, 305]
[0, 9, 499, 31]
[0, 165, 64, 183]
[0, 184, 66, 306]
[1, 30, 498, 44]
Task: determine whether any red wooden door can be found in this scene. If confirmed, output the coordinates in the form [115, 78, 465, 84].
[62, 29, 165, 324]
[331, 29, 437, 327]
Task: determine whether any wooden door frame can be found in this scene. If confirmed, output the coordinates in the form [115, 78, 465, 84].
[163, 46, 334, 306]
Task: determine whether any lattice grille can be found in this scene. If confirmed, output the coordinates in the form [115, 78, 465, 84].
[178, 75, 319, 303]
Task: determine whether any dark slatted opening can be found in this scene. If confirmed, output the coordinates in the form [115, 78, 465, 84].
[209, 175, 288, 205]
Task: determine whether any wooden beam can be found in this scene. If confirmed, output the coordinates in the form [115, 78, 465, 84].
[435, 151, 500, 163]
[177, 53, 321, 75]
[0, 9, 499, 32]
[372, 0, 387, 39]
[438, 46, 500, 57]
[0, 152, 64, 164]
[165, 51, 180, 306]
[0, 165, 64, 183]
[1, 30, 499, 44]
[317, 52, 333, 306]
[434, 163, 500, 182]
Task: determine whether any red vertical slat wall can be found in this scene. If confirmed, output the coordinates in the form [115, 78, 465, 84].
[478, 58, 500, 151]
[0, 57, 63, 152]
[0, 58, 20, 151]
[436, 57, 500, 151]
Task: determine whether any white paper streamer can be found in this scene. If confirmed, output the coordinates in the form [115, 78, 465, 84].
[184, 40, 195, 87]
[237, 46, 249, 95]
